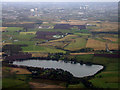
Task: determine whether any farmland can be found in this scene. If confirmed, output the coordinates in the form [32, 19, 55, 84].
[2, 10, 119, 90]
[103, 37, 118, 42]
[86, 38, 118, 50]
[64, 38, 87, 51]
[20, 32, 36, 35]
[68, 54, 119, 88]
[86, 38, 106, 50]
[22, 45, 66, 53]
[2, 2, 119, 89]
[91, 22, 118, 32]
[5, 27, 23, 32]
[89, 57, 119, 88]
[2, 27, 67, 53]
[39, 35, 79, 48]
[2, 66, 31, 89]
[2, 25, 119, 53]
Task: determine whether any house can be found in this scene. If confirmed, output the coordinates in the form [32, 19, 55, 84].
[86, 24, 96, 26]
[39, 25, 52, 29]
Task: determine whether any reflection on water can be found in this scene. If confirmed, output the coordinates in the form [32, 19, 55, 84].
[13, 60, 103, 77]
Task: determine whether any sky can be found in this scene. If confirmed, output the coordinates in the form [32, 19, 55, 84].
[1, 0, 120, 2]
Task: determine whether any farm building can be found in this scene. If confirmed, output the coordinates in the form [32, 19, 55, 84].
[36, 31, 63, 40]
[54, 24, 86, 30]
[39, 25, 52, 29]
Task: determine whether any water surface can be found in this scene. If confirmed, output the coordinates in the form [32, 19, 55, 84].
[13, 60, 103, 77]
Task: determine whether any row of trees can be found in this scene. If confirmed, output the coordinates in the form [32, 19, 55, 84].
[27, 67, 80, 84]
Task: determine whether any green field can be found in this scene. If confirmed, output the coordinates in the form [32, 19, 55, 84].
[75, 54, 94, 62]
[90, 56, 118, 88]
[68, 83, 85, 88]
[74, 33, 91, 36]
[2, 78, 30, 88]
[22, 45, 66, 53]
[6, 27, 23, 32]
[2, 66, 31, 89]
[64, 38, 87, 51]
[89, 70, 119, 88]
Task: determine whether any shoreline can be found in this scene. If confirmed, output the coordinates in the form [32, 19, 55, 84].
[3, 57, 105, 79]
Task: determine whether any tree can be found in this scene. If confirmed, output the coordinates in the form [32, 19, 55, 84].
[2, 45, 23, 55]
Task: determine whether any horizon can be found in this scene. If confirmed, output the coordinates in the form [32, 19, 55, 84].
[1, 0, 119, 2]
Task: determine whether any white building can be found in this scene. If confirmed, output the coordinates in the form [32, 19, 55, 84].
[30, 9, 35, 12]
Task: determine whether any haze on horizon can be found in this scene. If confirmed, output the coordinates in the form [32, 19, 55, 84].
[2, 0, 119, 2]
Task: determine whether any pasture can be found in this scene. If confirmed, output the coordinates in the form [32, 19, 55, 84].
[2, 66, 31, 89]
[2, 78, 30, 88]
[5, 27, 23, 32]
[74, 33, 91, 36]
[22, 45, 66, 53]
[64, 38, 87, 51]
[89, 57, 119, 88]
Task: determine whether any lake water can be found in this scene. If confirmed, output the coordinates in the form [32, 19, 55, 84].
[13, 60, 103, 77]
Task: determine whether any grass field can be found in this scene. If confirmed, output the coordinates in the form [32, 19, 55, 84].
[2, 78, 30, 88]
[5, 27, 23, 32]
[40, 41, 68, 48]
[74, 33, 91, 36]
[30, 28, 90, 34]
[13, 41, 35, 45]
[89, 56, 119, 88]
[22, 45, 66, 53]
[64, 38, 87, 51]
[68, 83, 85, 88]
[2, 66, 31, 89]
[75, 54, 94, 62]
[13, 34, 36, 41]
